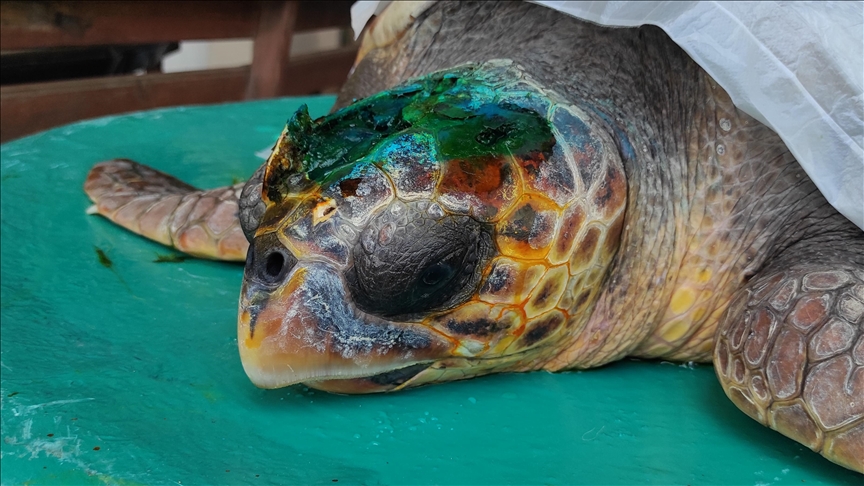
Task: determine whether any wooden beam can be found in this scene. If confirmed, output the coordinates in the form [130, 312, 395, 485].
[294, 1, 353, 33]
[246, 1, 299, 99]
[0, 46, 358, 142]
[274, 44, 358, 96]
[0, 67, 249, 142]
[0, 1, 353, 51]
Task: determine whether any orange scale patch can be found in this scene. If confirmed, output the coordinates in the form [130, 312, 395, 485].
[478, 257, 548, 305]
[557, 273, 585, 312]
[436, 156, 521, 221]
[571, 286, 597, 317]
[524, 265, 570, 318]
[427, 301, 521, 357]
[514, 145, 576, 206]
[512, 309, 567, 351]
[568, 225, 603, 275]
[592, 165, 627, 219]
[495, 194, 560, 260]
[489, 307, 527, 355]
[602, 212, 625, 257]
[428, 302, 501, 336]
[582, 264, 608, 289]
[548, 203, 586, 265]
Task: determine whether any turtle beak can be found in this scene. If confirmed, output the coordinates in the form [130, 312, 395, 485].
[238, 262, 453, 392]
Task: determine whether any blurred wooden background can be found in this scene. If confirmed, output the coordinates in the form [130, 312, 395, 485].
[0, 0, 357, 142]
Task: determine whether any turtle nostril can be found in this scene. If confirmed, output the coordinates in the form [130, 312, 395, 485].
[249, 247, 296, 285]
[264, 252, 285, 278]
[246, 233, 297, 286]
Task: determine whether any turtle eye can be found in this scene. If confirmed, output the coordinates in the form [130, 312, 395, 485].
[421, 262, 455, 287]
[346, 200, 494, 320]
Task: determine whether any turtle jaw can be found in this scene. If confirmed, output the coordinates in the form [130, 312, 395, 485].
[303, 363, 432, 394]
[237, 262, 453, 391]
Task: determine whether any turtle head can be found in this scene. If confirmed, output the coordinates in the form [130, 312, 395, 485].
[238, 61, 627, 393]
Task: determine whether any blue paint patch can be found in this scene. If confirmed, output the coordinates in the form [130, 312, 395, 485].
[588, 106, 636, 161]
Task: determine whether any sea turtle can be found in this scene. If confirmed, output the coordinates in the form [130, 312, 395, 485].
[83, 2, 863, 473]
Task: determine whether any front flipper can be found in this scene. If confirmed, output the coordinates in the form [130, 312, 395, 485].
[714, 237, 864, 472]
[85, 159, 249, 261]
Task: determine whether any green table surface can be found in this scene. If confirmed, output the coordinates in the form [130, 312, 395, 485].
[1, 97, 860, 485]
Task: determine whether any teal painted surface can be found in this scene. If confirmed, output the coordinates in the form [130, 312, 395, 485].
[1, 97, 860, 485]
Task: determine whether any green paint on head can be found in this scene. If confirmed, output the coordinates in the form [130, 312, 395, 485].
[266, 65, 556, 199]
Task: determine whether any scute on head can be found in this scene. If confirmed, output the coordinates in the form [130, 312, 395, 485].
[237, 60, 627, 393]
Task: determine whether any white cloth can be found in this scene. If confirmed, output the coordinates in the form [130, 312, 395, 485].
[351, 1, 864, 229]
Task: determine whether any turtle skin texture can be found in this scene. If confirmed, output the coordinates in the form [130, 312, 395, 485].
[84, 2, 863, 473]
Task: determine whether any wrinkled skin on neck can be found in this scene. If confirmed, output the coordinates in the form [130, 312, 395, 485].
[238, 61, 626, 393]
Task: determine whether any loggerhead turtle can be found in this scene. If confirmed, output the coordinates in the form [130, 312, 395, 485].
[84, 2, 863, 473]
